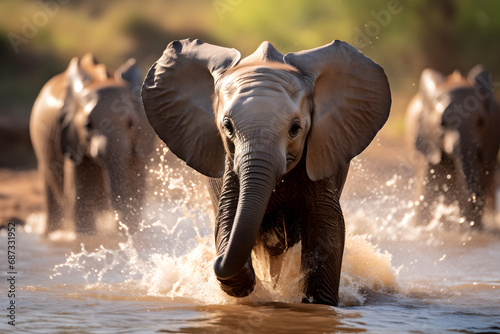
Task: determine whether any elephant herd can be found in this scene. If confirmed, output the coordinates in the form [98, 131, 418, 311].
[30, 39, 500, 306]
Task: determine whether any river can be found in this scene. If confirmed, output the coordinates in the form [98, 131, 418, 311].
[1, 144, 499, 333]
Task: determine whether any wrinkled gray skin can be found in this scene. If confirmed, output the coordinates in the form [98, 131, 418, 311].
[406, 66, 500, 228]
[30, 54, 156, 235]
[142, 39, 391, 306]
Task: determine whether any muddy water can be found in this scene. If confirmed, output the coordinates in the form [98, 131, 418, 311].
[1, 145, 500, 333]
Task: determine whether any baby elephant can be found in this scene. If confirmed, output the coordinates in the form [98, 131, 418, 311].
[30, 54, 156, 235]
[142, 39, 391, 306]
[406, 66, 500, 228]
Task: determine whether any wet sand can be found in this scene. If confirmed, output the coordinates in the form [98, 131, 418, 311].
[0, 168, 42, 229]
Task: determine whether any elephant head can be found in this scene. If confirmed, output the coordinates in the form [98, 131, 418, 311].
[60, 54, 155, 208]
[142, 39, 390, 281]
[413, 65, 500, 224]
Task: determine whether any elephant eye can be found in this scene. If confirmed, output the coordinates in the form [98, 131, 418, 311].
[223, 117, 234, 137]
[477, 116, 485, 128]
[85, 119, 93, 130]
[289, 119, 301, 138]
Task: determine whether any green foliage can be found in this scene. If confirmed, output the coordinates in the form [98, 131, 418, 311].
[210, 0, 352, 53]
[1, 0, 499, 135]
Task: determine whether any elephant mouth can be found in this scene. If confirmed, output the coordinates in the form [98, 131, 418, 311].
[286, 153, 298, 170]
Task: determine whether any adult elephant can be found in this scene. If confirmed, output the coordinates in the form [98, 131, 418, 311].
[142, 39, 391, 306]
[30, 53, 156, 235]
[406, 66, 500, 228]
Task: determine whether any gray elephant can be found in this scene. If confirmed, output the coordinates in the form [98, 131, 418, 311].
[406, 66, 500, 228]
[142, 39, 391, 306]
[30, 53, 156, 235]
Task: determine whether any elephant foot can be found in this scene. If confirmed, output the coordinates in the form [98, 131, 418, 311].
[217, 261, 256, 298]
[75, 226, 98, 235]
[74, 217, 97, 235]
[302, 294, 339, 307]
[302, 280, 340, 306]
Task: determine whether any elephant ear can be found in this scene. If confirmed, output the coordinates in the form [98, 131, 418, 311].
[79, 53, 111, 83]
[419, 68, 444, 100]
[467, 65, 490, 95]
[284, 40, 391, 181]
[59, 57, 92, 163]
[142, 39, 241, 177]
[467, 65, 495, 113]
[414, 68, 445, 164]
[115, 58, 142, 93]
[468, 65, 500, 150]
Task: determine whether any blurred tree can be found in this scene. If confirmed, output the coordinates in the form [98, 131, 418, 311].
[416, 0, 457, 74]
[1, 0, 499, 147]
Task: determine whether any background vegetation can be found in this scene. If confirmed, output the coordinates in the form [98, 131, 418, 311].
[1, 0, 499, 167]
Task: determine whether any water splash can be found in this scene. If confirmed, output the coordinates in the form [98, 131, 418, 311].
[48, 147, 401, 306]
[50, 147, 499, 307]
[341, 234, 399, 306]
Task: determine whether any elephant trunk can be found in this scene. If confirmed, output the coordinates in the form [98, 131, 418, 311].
[214, 147, 282, 281]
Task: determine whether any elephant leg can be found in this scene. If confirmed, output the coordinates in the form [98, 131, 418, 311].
[119, 165, 146, 233]
[415, 185, 438, 225]
[73, 158, 107, 234]
[44, 181, 64, 234]
[42, 160, 65, 235]
[482, 178, 497, 226]
[415, 165, 448, 225]
[212, 161, 256, 297]
[130, 176, 146, 232]
[301, 180, 345, 306]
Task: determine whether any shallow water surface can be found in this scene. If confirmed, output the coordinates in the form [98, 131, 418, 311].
[1, 147, 500, 333]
